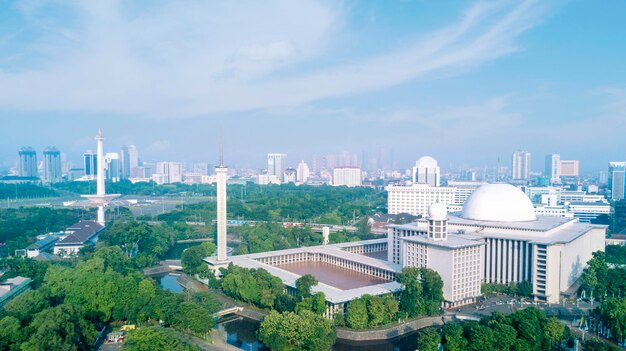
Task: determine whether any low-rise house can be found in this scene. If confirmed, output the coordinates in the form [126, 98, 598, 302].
[53, 221, 104, 257]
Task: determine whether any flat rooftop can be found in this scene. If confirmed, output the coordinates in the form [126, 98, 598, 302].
[275, 261, 390, 290]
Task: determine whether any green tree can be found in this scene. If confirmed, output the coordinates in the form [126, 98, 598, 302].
[543, 316, 565, 349]
[295, 274, 318, 300]
[468, 324, 495, 351]
[420, 268, 444, 315]
[3, 289, 49, 324]
[181, 242, 216, 276]
[416, 328, 441, 351]
[492, 323, 517, 351]
[366, 295, 387, 326]
[442, 324, 467, 351]
[0, 316, 23, 349]
[258, 310, 335, 351]
[124, 327, 200, 351]
[345, 298, 368, 329]
[21, 304, 97, 351]
[397, 267, 425, 317]
[581, 251, 609, 299]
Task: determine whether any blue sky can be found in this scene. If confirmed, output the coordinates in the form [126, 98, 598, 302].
[0, 0, 625, 173]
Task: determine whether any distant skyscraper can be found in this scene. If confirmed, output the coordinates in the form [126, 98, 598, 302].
[609, 162, 626, 201]
[105, 153, 121, 182]
[42, 147, 62, 182]
[284, 168, 297, 183]
[155, 162, 183, 184]
[267, 153, 287, 183]
[332, 167, 362, 187]
[559, 160, 579, 177]
[18, 147, 38, 178]
[84, 151, 98, 178]
[193, 162, 211, 176]
[512, 151, 531, 180]
[120, 145, 139, 179]
[545, 154, 560, 184]
[296, 160, 310, 184]
[412, 156, 440, 187]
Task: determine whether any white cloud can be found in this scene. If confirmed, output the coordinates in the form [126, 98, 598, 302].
[0, 0, 546, 117]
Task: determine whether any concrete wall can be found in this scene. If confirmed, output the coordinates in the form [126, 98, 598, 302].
[336, 316, 446, 341]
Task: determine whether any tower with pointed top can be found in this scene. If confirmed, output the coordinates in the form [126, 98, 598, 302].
[215, 144, 228, 261]
[81, 129, 120, 226]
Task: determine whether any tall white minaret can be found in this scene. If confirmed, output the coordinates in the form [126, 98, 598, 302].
[81, 129, 120, 227]
[215, 144, 228, 261]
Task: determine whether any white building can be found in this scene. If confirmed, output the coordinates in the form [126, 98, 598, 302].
[296, 160, 310, 184]
[267, 153, 287, 183]
[284, 168, 297, 184]
[332, 167, 362, 187]
[447, 181, 485, 204]
[386, 184, 455, 216]
[512, 151, 531, 180]
[567, 202, 610, 223]
[412, 156, 440, 186]
[155, 162, 183, 184]
[545, 154, 561, 185]
[399, 203, 484, 306]
[389, 183, 605, 304]
[255, 174, 280, 185]
[53, 221, 104, 257]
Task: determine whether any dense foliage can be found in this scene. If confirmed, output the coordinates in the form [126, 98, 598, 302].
[396, 267, 444, 317]
[258, 310, 336, 351]
[419, 308, 569, 351]
[0, 183, 58, 199]
[0, 246, 220, 350]
[481, 281, 533, 297]
[181, 242, 216, 276]
[220, 264, 288, 310]
[606, 244, 626, 265]
[0, 207, 92, 254]
[124, 328, 201, 351]
[154, 183, 385, 224]
[343, 294, 399, 329]
[53, 180, 214, 196]
[579, 251, 626, 346]
[99, 220, 211, 268]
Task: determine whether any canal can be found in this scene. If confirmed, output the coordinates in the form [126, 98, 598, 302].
[156, 271, 423, 351]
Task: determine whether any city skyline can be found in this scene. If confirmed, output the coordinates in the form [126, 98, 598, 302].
[0, 1, 625, 170]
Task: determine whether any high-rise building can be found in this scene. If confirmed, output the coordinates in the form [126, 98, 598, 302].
[386, 184, 456, 216]
[84, 151, 98, 178]
[412, 156, 440, 186]
[512, 150, 531, 180]
[284, 168, 297, 183]
[559, 160, 579, 177]
[120, 145, 139, 179]
[267, 153, 287, 183]
[18, 147, 38, 178]
[154, 162, 183, 184]
[193, 162, 211, 176]
[447, 181, 485, 204]
[609, 162, 626, 201]
[104, 153, 121, 182]
[42, 147, 62, 183]
[332, 167, 362, 187]
[612, 200, 626, 234]
[545, 154, 560, 184]
[296, 160, 310, 184]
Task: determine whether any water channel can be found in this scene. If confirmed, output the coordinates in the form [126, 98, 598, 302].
[157, 242, 423, 350]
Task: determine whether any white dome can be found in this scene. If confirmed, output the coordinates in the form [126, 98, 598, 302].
[428, 203, 448, 220]
[415, 156, 438, 168]
[461, 183, 536, 222]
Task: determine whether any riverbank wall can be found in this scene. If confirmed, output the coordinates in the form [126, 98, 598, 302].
[336, 316, 450, 341]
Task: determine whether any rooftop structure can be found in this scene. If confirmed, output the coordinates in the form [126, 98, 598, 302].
[0, 276, 32, 307]
[53, 221, 104, 257]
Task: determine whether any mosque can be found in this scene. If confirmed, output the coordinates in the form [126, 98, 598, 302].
[206, 162, 605, 315]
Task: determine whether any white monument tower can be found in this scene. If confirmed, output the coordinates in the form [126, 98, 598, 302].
[206, 143, 230, 274]
[215, 144, 228, 261]
[81, 129, 120, 226]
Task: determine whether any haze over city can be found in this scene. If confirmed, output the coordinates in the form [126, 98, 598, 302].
[1, 0, 625, 171]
